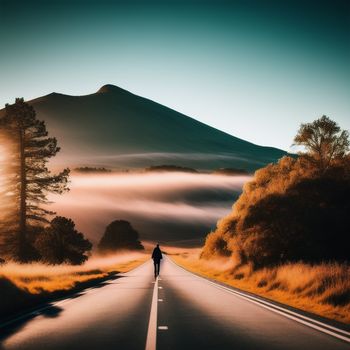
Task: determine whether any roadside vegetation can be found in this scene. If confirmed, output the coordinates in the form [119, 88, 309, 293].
[177, 116, 350, 324]
[202, 116, 349, 266]
[172, 251, 350, 324]
[0, 253, 148, 320]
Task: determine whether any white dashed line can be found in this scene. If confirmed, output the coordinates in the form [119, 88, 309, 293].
[145, 277, 159, 350]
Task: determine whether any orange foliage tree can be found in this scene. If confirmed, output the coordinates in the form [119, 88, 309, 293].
[202, 117, 350, 267]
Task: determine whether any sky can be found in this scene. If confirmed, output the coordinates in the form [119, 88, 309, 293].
[0, 0, 349, 151]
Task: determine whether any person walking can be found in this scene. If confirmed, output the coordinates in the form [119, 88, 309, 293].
[152, 244, 162, 278]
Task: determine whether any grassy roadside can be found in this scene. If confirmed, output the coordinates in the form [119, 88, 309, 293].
[0, 253, 148, 321]
[170, 250, 350, 325]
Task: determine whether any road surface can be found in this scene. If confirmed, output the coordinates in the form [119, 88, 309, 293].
[0, 257, 349, 350]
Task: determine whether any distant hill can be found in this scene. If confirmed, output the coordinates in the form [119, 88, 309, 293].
[0, 84, 287, 170]
[144, 165, 198, 173]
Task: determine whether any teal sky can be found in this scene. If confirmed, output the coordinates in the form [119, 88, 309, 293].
[0, 0, 349, 151]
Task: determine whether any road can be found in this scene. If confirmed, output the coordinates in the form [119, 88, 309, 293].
[0, 257, 349, 350]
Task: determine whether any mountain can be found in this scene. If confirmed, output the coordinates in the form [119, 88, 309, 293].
[0, 84, 287, 170]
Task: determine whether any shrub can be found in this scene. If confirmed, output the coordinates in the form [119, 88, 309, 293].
[35, 216, 92, 265]
[98, 220, 144, 253]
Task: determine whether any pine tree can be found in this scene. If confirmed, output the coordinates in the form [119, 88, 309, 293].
[0, 98, 69, 261]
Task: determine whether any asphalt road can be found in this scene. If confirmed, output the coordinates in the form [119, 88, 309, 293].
[1, 257, 349, 350]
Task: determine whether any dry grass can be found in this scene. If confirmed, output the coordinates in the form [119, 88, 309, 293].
[0, 252, 148, 294]
[0, 252, 148, 319]
[172, 250, 350, 324]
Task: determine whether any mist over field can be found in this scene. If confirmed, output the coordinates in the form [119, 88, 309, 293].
[48, 173, 250, 246]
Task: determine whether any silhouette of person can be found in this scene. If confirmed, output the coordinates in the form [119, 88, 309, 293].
[152, 244, 162, 278]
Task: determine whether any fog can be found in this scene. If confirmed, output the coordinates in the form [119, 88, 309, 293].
[48, 173, 251, 247]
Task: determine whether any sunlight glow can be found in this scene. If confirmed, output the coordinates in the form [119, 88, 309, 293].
[0, 137, 15, 217]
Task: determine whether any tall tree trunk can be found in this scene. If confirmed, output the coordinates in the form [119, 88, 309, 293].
[18, 128, 27, 261]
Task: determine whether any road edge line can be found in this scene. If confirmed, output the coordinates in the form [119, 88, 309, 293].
[167, 256, 350, 344]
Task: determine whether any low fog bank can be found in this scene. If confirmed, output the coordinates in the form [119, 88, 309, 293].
[49, 173, 250, 246]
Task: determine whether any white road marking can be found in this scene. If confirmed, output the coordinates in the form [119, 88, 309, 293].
[158, 286, 163, 289]
[158, 326, 168, 330]
[158, 299, 163, 302]
[145, 277, 159, 350]
[168, 257, 350, 344]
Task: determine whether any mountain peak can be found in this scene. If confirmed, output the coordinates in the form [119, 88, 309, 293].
[97, 84, 130, 94]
